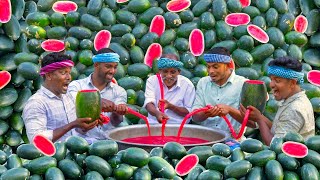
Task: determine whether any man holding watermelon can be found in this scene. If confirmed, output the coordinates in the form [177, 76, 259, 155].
[68, 48, 127, 143]
[144, 54, 196, 124]
[22, 53, 99, 143]
[241, 56, 315, 145]
[192, 47, 257, 139]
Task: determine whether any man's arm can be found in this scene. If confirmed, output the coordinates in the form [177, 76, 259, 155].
[218, 104, 257, 128]
[109, 87, 128, 126]
[146, 102, 168, 123]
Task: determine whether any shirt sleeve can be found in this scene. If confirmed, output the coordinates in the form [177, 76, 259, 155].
[67, 80, 81, 101]
[22, 100, 53, 142]
[272, 108, 304, 138]
[192, 79, 206, 111]
[183, 82, 196, 112]
[114, 86, 127, 105]
[143, 77, 157, 107]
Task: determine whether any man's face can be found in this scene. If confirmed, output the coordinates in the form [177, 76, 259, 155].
[207, 62, 230, 85]
[47, 67, 72, 95]
[96, 62, 118, 83]
[269, 75, 297, 101]
[159, 68, 180, 88]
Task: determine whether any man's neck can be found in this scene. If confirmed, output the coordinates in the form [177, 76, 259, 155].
[216, 70, 232, 86]
[43, 82, 61, 98]
[91, 73, 109, 91]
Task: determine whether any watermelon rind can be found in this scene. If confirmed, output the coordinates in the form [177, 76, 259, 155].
[247, 24, 269, 43]
[94, 30, 112, 51]
[225, 13, 251, 27]
[150, 15, 166, 37]
[41, 39, 65, 52]
[33, 134, 56, 156]
[52, 1, 78, 14]
[307, 70, 320, 86]
[189, 29, 204, 57]
[175, 154, 199, 176]
[294, 15, 308, 34]
[144, 43, 162, 68]
[282, 141, 308, 158]
[0, 71, 11, 90]
[166, 0, 191, 13]
[0, 0, 11, 23]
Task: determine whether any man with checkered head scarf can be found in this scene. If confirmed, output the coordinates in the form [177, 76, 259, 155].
[241, 56, 315, 145]
[144, 54, 196, 124]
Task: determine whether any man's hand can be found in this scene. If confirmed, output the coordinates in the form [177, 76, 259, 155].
[216, 104, 230, 116]
[114, 104, 127, 115]
[101, 98, 115, 112]
[240, 104, 263, 122]
[158, 99, 172, 110]
[204, 106, 221, 118]
[74, 117, 99, 132]
[155, 111, 169, 123]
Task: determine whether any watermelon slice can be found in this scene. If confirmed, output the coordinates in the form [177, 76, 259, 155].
[41, 39, 65, 52]
[150, 15, 166, 37]
[239, 0, 251, 7]
[294, 15, 308, 34]
[189, 29, 204, 57]
[307, 70, 320, 86]
[225, 13, 251, 27]
[0, 0, 11, 23]
[175, 154, 199, 176]
[247, 24, 269, 43]
[52, 1, 78, 14]
[33, 134, 56, 156]
[282, 141, 308, 158]
[144, 43, 162, 68]
[229, 59, 235, 69]
[116, 0, 129, 3]
[94, 30, 112, 51]
[111, 78, 117, 84]
[0, 71, 11, 90]
[166, 0, 191, 13]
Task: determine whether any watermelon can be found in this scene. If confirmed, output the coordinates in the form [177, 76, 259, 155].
[230, 59, 235, 69]
[307, 70, 320, 86]
[247, 24, 269, 43]
[150, 15, 166, 37]
[144, 43, 162, 68]
[94, 30, 112, 51]
[282, 141, 308, 158]
[116, 0, 129, 3]
[0, 71, 11, 90]
[76, 89, 101, 123]
[225, 13, 251, 27]
[240, 80, 268, 113]
[166, 0, 191, 13]
[294, 15, 308, 34]
[41, 39, 65, 52]
[52, 1, 78, 14]
[33, 134, 56, 156]
[0, 0, 11, 23]
[112, 78, 118, 84]
[239, 0, 251, 7]
[175, 154, 199, 176]
[189, 29, 204, 57]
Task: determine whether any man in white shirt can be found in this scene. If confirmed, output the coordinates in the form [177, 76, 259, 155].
[144, 54, 196, 124]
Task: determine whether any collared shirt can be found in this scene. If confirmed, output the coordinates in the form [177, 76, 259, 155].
[192, 71, 247, 135]
[271, 91, 315, 139]
[22, 86, 77, 142]
[144, 75, 196, 124]
[67, 74, 127, 143]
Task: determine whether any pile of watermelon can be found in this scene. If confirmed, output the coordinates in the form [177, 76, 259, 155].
[0, 132, 317, 179]
[0, 0, 320, 152]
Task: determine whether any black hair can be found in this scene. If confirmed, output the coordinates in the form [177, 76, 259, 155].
[96, 48, 115, 54]
[161, 53, 179, 61]
[41, 52, 71, 68]
[268, 56, 302, 72]
[206, 47, 231, 56]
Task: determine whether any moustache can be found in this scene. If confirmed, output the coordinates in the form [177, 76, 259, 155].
[162, 77, 177, 81]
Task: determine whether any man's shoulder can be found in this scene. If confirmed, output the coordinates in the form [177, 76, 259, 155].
[198, 76, 211, 84]
[178, 75, 194, 86]
[111, 82, 126, 92]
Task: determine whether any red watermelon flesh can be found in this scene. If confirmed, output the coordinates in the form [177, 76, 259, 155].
[150, 15, 166, 37]
[247, 24, 269, 43]
[0, 71, 11, 90]
[0, 0, 11, 23]
[144, 43, 162, 68]
[225, 13, 250, 27]
[282, 141, 308, 158]
[111, 78, 117, 84]
[94, 30, 112, 51]
[52, 1, 78, 14]
[41, 39, 65, 52]
[294, 15, 308, 33]
[189, 29, 204, 57]
[175, 154, 199, 176]
[307, 70, 320, 86]
[166, 0, 191, 13]
[116, 0, 129, 3]
[33, 134, 56, 156]
[239, 0, 251, 7]
[229, 59, 235, 69]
